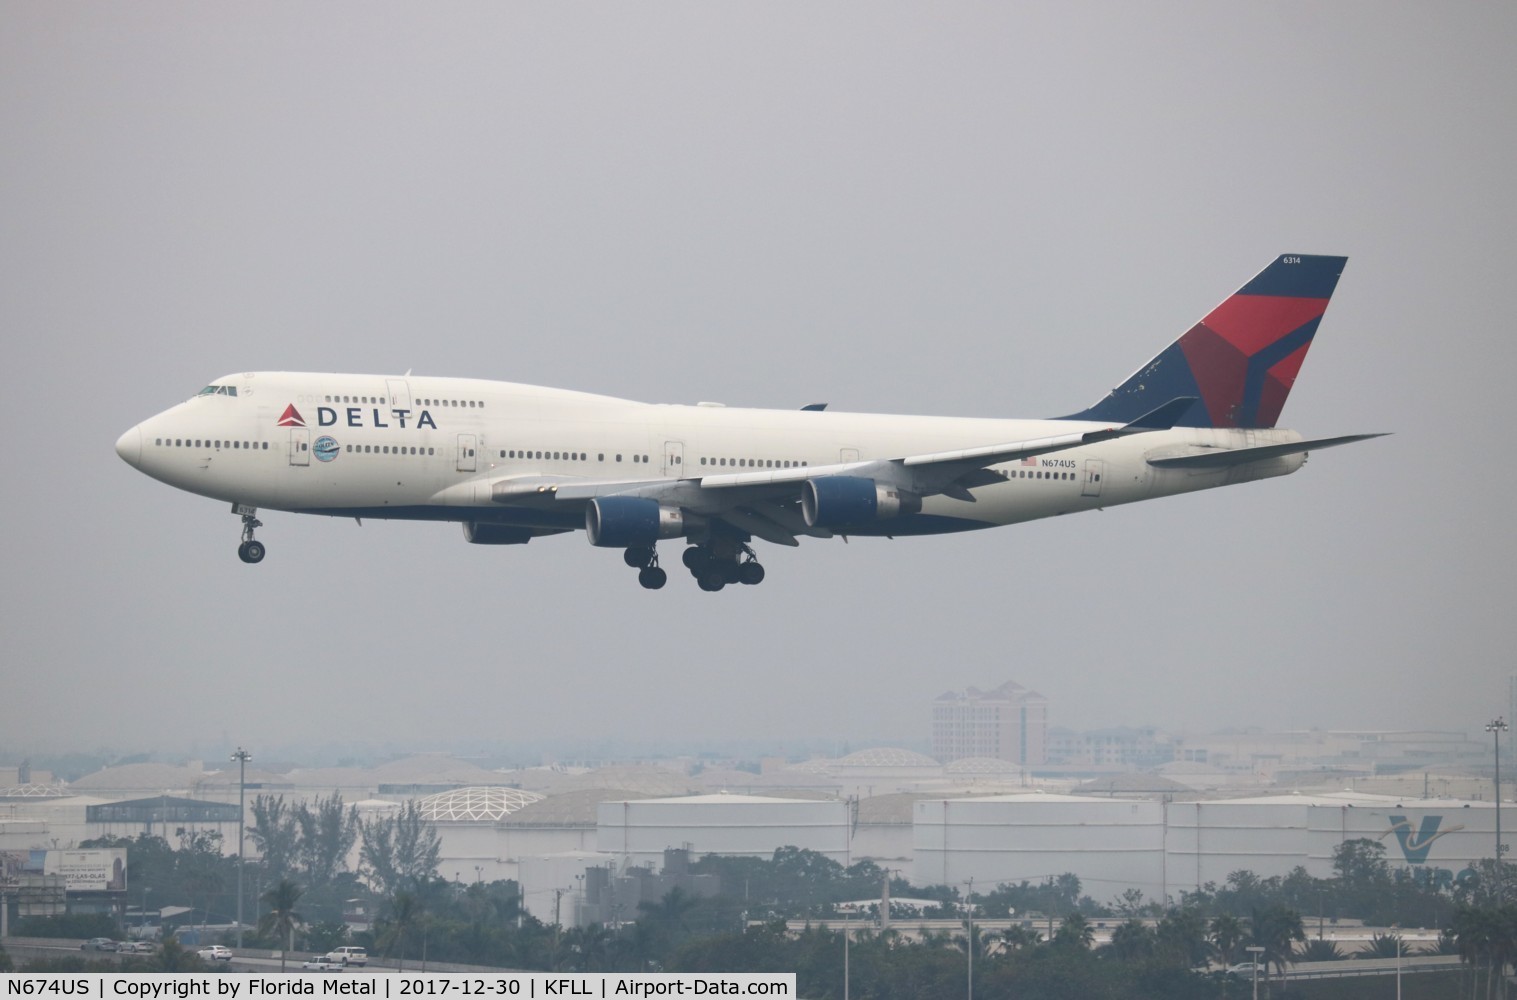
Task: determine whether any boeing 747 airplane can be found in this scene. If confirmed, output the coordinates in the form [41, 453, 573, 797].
[115, 254, 1382, 591]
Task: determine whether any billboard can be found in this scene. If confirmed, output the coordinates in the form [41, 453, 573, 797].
[0, 848, 127, 892]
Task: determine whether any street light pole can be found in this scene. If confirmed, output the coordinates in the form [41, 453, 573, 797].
[1489, 719, 1508, 903]
[231, 747, 252, 948]
[1246, 944, 1265, 1000]
[965, 877, 974, 1000]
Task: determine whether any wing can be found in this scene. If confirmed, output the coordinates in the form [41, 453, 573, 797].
[491, 398, 1198, 546]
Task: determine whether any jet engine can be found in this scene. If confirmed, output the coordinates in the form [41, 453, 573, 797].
[585, 496, 687, 547]
[801, 476, 921, 528]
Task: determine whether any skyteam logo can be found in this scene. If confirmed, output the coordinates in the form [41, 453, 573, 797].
[1382, 815, 1464, 864]
[313, 436, 340, 462]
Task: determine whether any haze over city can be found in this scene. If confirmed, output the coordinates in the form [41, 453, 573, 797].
[3, 3, 1514, 759]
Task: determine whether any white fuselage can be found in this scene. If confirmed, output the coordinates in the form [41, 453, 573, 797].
[116, 371, 1305, 537]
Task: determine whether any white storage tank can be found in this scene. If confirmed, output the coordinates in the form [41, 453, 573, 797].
[914, 793, 1165, 900]
[597, 793, 850, 867]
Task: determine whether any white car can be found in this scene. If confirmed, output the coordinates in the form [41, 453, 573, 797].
[122, 941, 157, 954]
[324, 947, 368, 966]
[301, 957, 346, 971]
[197, 945, 233, 962]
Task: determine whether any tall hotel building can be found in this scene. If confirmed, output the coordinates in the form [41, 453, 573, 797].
[932, 680, 1048, 765]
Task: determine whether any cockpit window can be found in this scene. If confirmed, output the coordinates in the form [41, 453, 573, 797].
[198, 385, 238, 397]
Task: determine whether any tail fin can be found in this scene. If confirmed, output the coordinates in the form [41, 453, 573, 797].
[1062, 254, 1347, 429]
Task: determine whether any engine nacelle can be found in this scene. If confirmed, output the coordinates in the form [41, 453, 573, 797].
[801, 476, 921, 528]
[585, 496, 687, 547]
[463, 522, 535, 545]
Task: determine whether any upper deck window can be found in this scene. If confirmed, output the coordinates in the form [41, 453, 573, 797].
[198, 385, 238, 397]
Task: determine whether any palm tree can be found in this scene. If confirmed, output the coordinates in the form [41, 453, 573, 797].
[1249, 905, 1306, 990]
[1357, 932, 1404, 959]
[1054, 912, 1094, 951]
[257, 879, 305, 973]
[1108, 919, 1155, 962]
[1156, 906, 1210, 968]
[1000, 924, 1042, 952]
[378, 891, 423, 971]
[1298, 939, 1344, 962]
[1210, 913, 1245, 968]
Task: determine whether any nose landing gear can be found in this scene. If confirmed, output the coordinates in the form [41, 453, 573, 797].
[236, 508, 266, 564]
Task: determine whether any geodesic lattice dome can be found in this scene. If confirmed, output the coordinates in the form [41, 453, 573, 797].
[415, 786, 544, 822]
[834, 747, 940, 768]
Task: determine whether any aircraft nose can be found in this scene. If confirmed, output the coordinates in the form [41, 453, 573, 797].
[115, 426, 142, 467]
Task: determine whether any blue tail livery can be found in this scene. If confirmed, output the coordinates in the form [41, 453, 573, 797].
[1064, 254, 1347, 429]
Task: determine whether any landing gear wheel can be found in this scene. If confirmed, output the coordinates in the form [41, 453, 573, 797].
[237, 509, 265, 564]
[638, 566, 667, 590]
[738, 561, 765, 585]
[697, 568, 727, 592]
[681, 546, 712, 572]
[624, 545, 655, 569]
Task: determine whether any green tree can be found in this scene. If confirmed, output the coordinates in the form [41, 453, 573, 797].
[1210, 912, 1245, 968]
[359, 801, 441, 896]
[1356, 931, 1405, 959]
[1155, 906, 1210, 968]
[377, 891, 423, 971]
[249, 795, 301, 882]
[1249, 905, 1305, 988]
[1298, 938, 1344, 962]
[257, 879, 305, 972]
[1107, 918, 1156, 961]
[1053, 911, 1094, 951]
[297, 793, 359, 885]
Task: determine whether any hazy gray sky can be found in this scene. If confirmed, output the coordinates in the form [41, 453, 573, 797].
[3, 3, 1513, 760]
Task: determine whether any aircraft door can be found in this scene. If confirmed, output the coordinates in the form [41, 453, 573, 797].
[289, 428, 310, 466]
[663, 441, 685, 478]
[1081, 459, 1104, 498]
[386, 378, 412, 411]
[457, 433, 477, 472]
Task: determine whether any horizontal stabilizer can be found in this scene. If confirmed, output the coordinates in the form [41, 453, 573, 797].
[1147, 433, 1387, 469]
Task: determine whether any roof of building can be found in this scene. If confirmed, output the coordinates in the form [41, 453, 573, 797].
[69, 763, 202, 791]
[0, 782, 73, 799]
[503, 789, 659, 826]
[370, 754, 508, 784]
[416, 786, 545, 822]
[1073, 772, 1195, 796]
[944, 757, 1025, 775]
[611, 792, 836, 806]
[834, 748, 941, 769]
[554, 766, 701, 797]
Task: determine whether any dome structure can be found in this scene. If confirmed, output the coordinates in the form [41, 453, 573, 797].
[835, 747, 940, 768]
[0, 782, 73, 799]
[416, 786, 544, 822]
[944, 757, 1023, 775]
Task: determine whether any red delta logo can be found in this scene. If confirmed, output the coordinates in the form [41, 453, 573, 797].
[276, 405, 306, 428]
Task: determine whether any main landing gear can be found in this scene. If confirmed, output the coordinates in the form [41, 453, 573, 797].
[621, 541, 767, 591]
[623, 545, 667, 590]
[681, 540, 765, 592]
[237, 509, 266, 564]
